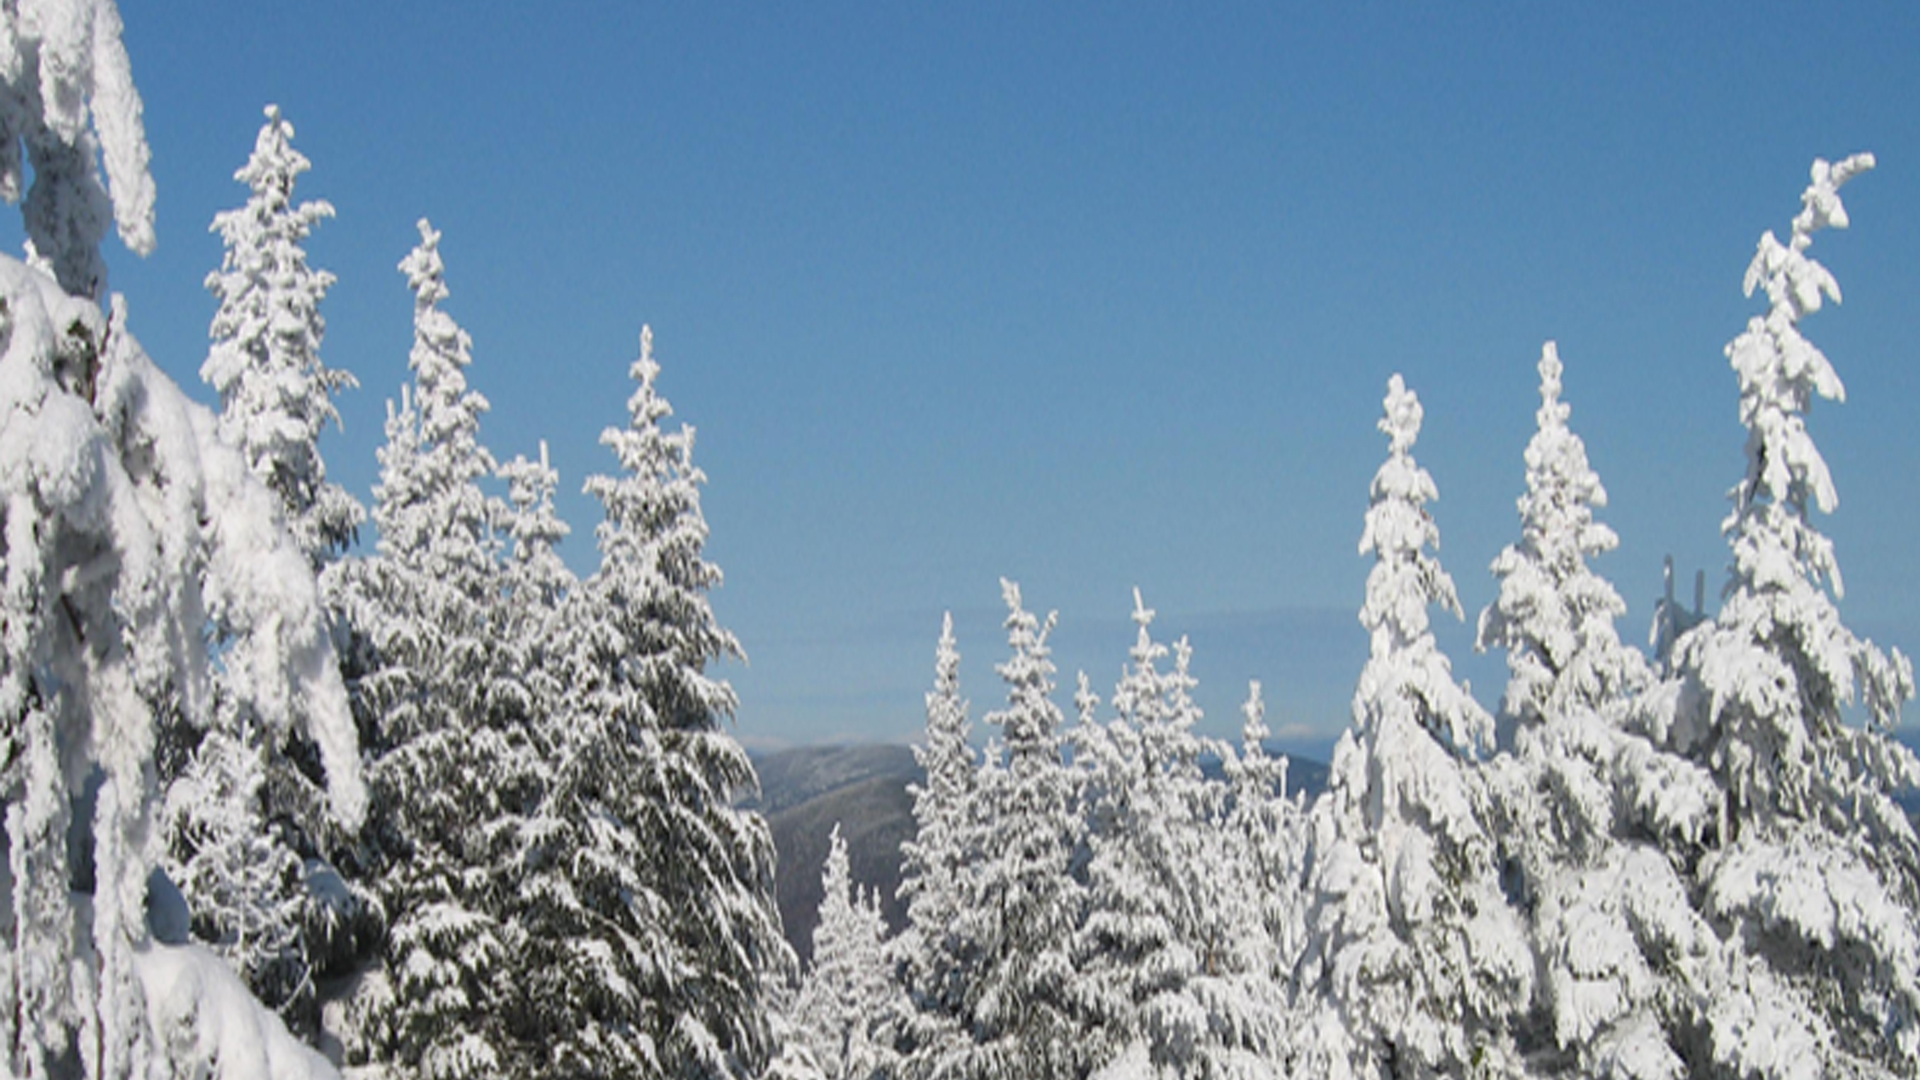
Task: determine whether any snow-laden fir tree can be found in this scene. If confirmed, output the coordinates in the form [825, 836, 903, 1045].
[1072, 591, 1282, 1079]
[793, 824, 904, 1080]
[1293, 375, 1530, 1080]
[1220, 682, 1309, 1021]
[894, 612, 978, 1074]
[165, 102, 365, 1032]
[1476, 344, 1720, 1078]
[1659, 154, 1920, 1080]
[495, 440, 574, 729]
[201, 104, 361, 567]
[492, 440, 572, 793]
[0, 0, 155, 299]
[0, 6, 359, 1074]
[529, 325, 784, 1079]
[160, 698, 309, 1017]
[335, 220, 518, 1079]
[937, 581, 1084, 1080]
[0, 266, 359, 1080]
[1477, 342, 1649, 729]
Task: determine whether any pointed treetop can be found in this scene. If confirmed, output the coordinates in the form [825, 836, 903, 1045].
[1793, 154, 1875, 251]
[1379, 372, 1422, 456]
[1241, 680, 1269, 752]
[1536, 341, 1565, 418]
[626, 324, 673, 431]
[933, 610, 961, 697]
[234, 103, 318, 208]
[400, 218, 448, 306]
[1730, 153, 1871, 536]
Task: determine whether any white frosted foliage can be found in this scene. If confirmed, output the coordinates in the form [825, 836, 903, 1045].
[0, 0, 155, 297]
[896, 611, 977, 1072]
[202, 104, 361, 568]
[1357, 374, 1492, 756]
[0, 257, 356, 1077]
[1659, 154, 1920, 1079]
[1293, 375, 1527, 1079]
[793, 824, 902, 1080]
[1478, 342, 1650, 727]
[937, 581, 1083, 1080]
[1073, 591, 1283, 1079]
[543, 324, 784, 1079]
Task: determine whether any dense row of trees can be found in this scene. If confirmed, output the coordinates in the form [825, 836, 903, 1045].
[178, 113, 788, 1079]
[1, 3, 1915, 1079]
[780, 157, 1920, 1080]
[0, 5, 785, 1077]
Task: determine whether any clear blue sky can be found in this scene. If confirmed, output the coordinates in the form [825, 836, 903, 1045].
[52, 3, 1920, 759]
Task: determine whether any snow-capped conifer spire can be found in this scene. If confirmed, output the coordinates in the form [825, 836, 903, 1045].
[1662, 154, 1920, 1078]
[332, 224, 518, 1077]
[202, 104, 361, 567]
[1225, 679, 1307, 989]
[1292, 375, 1527, 1078]
[897, 611, 976, 1056]
[1467, 352, 1721, 1079]
[160, 107, 367, 1029]
[1477, 342, 1648, 727]
[941, 581, 1083, 1080]
[0, 0, 155, 298]
[545, 325, 782, 1079]
[794, 824, 902, 1080]
[1073, 591, 1281, 1077]
[1356, 374, 1491, 754]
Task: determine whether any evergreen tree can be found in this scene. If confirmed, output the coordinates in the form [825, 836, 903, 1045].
[794, 824, 903, 1080]
[1073, 591, 1281, 1079]
[895, 613, 977, 1074]
[0, 7, 358, 1074]
[1221, 682, 1308, 1027]
[942, 581, 1084, 1080]
[201, 104, 361, 567]
[1293, 375, 1529, 1080]
[336, 220, 516, 1079]
[496, 440, 575, 725]
[1476, 342, 1650, 729]
[163, 102, 365, 1031]
[0, 0, 155, 299]
[1478, 345, 1720, 1078]
[531, 325, 784, 1079]
[1662, 154, 1920, 1079]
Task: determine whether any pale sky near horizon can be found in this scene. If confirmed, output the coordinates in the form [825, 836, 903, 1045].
[42, 3, 1920, 761]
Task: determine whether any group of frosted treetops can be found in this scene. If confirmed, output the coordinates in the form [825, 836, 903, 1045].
[0, 5, 1914, 1080]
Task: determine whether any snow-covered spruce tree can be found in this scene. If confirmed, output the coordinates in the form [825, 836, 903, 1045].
[1476, 343, 1720, 1078]
[894, 612, 978, 1074]
[526, 325, 783, 1079]
[938, 581, 1083, 1080]
[1477, 342, 1650, 729]
[1659, 154, 1920, 1079]
[0, 5, 361, 1075]
[0, 0, 155, 300]
[1221, 682, 1309, 1018]
[0, 273, 361, 1080]
[495, 440, 574, 729]
[335, 220, 518, 1079]
[794, 824, 904, 1080]
[201, 104, 360, 567]
[1072, 591, 1282, 1079]
[1292, 375, 1529, 1080]
[164, 102, 365, 1030]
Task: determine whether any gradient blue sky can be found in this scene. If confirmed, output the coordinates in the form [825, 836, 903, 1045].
[48, 3, 1920, 759]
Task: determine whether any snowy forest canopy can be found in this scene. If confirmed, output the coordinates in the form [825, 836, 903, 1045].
[1, 3, 1917, 1080]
